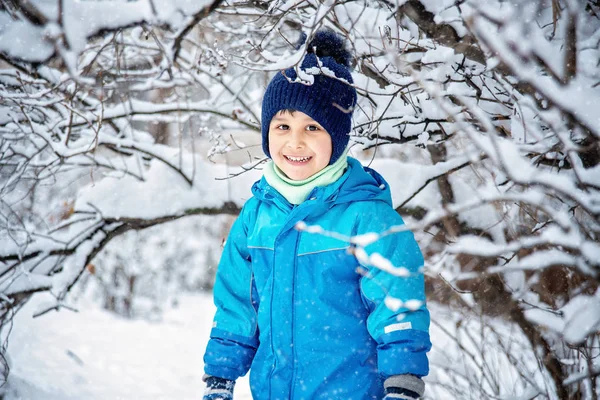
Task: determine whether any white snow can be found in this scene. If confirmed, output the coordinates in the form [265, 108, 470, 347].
[0, 0, 215, 62]
[0, 21, 54, 62]
[76, 153, 262, 220]
[5, 294, 512, 400]
[4, 293, 253, 400]
[354, 248, 414, 278]
[561, 291, 600, 345]
[6, 293, 531, 400]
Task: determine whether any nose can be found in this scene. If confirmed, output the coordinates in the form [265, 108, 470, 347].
[286, 129, 305, 149]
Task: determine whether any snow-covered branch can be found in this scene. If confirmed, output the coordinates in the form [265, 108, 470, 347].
[1, 0, 599, 396]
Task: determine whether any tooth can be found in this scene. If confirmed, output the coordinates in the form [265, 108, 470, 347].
[287, 156, 310, 162]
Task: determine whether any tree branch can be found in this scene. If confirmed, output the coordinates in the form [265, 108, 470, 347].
[172, 0, 224, 63]
[0, 202, 241, 265]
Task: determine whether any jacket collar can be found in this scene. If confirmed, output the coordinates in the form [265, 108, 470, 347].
[252, 157, 392, 212]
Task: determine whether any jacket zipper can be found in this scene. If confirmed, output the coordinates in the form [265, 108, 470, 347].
[267, 202, 297, 399]
[289, 228, 301, 400]
[267, 197, 314, 399]
[267, 241, 277, 399]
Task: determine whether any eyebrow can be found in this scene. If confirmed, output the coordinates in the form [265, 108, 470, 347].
[271, 115, 320, 124]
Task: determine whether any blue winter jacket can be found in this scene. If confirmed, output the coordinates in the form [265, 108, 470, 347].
[204, 157, 431, 400]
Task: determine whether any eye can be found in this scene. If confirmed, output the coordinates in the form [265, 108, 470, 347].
[306, 125, 320, 132]
[275, 124, 289, 131]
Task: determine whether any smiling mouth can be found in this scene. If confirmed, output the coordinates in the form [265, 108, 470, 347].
[284, 155, 312, 163]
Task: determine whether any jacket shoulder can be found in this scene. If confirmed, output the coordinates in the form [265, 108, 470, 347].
[227, 196, 258, 238]
[347, 198, 402, 225]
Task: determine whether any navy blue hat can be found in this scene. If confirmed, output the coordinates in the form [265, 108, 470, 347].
[261, 30, 357, 165]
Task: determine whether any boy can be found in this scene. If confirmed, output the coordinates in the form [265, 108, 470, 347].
[203, 30, 431, 400]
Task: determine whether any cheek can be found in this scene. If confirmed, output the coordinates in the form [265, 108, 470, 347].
[268, 134, 281, 154]
[316, 136, 333, 160]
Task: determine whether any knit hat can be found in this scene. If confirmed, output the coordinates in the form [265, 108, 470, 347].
[261, 30, 357, 165]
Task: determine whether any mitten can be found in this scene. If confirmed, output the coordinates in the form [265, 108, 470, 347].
[384, 374, 424, 399]
[202, 374, 235, 400]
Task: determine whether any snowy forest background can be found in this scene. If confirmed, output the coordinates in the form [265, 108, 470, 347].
[1, 0, 599, 398]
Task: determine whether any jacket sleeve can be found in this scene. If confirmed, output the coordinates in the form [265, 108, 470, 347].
[203, 202, 259, 381]
[357, 201, 431, 378]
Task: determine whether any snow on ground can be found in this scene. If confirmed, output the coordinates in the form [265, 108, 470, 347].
[4, 293, 252, 400]
[4, 291, 541, 399]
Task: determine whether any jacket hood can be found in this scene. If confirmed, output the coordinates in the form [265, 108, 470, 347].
[252, 157, 392, 208]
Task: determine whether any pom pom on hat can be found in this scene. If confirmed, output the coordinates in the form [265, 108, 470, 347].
[301, 30, 353, 67]
[261, 29, 357, 165]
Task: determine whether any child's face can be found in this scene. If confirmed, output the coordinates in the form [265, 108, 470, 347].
[268, 110, 332, 181]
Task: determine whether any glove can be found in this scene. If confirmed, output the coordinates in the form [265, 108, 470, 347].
[202, 375, 235, 400]
[383, 374, 424, 399]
